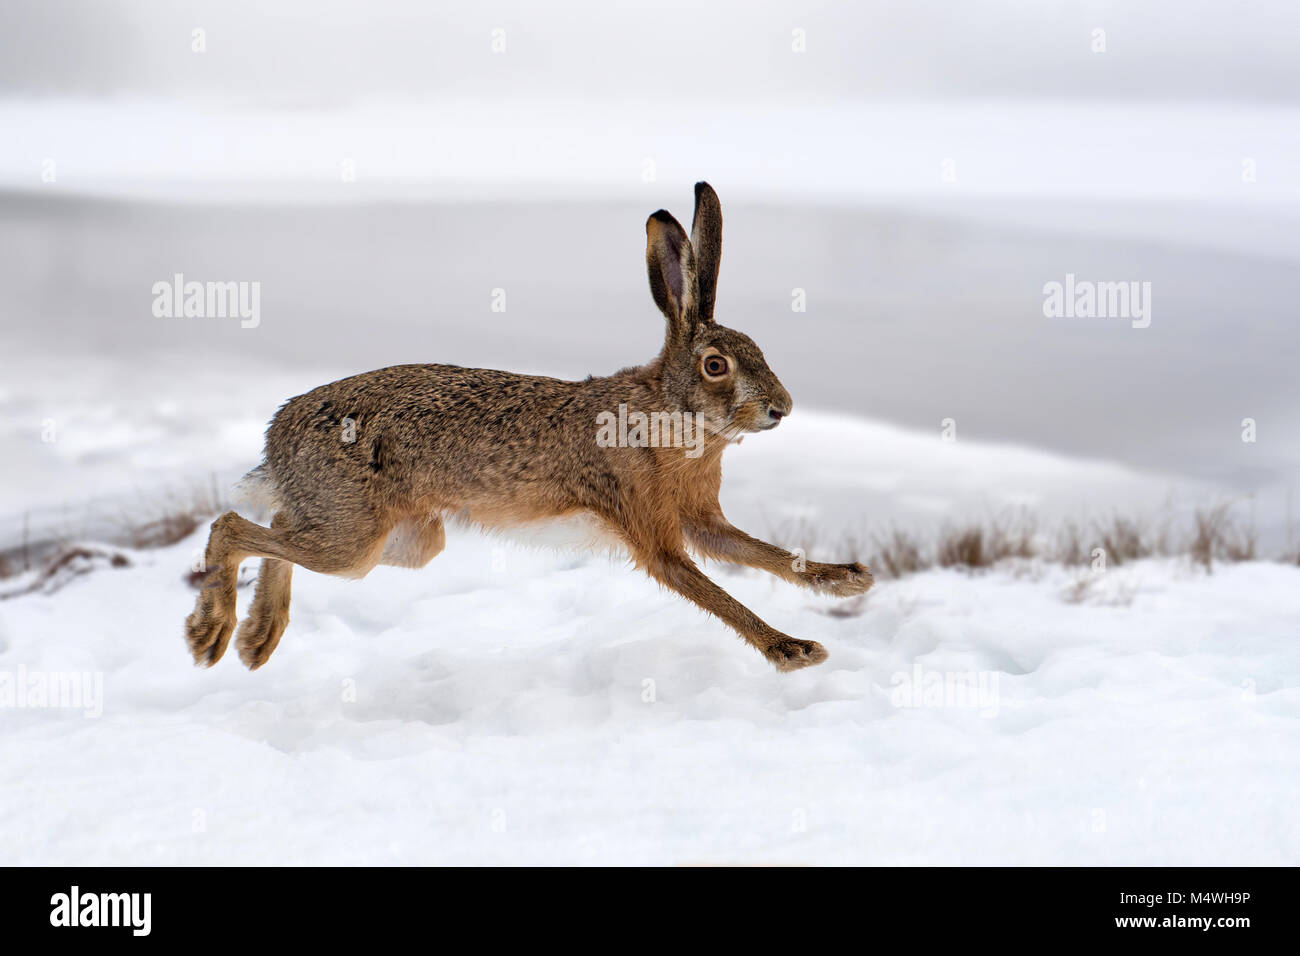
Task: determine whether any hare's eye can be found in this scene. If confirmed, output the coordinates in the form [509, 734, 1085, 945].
[703, 356, 729, 378]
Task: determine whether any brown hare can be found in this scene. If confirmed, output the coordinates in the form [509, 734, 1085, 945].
[185, 183, 873, 672]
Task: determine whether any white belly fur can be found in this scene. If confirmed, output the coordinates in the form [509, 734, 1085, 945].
[449, 510, 628, 558]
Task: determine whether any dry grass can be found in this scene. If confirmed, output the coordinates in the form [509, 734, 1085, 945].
[0, 478, 232, 583]
[1096, 515, 1152, 566]
[1190, 503, 1257, 572]
[935, 513, 1036, 570]
[1053, 521, 1086, 567]
[936, 526, 986, 568]
[772, 501, 1273, 582]
[114, 477, 230, 550]
[0, 545, 132, 600]
[870, 528, 927, 578]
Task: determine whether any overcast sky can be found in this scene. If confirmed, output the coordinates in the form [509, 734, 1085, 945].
[1, 0, 1297, 105]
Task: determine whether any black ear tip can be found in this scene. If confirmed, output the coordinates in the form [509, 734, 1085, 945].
[647, 209, 678, 231]
[694, 181, 712, 198]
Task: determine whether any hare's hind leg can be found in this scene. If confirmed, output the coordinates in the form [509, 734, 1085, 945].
[234, 515, 294, 670]
[185, 536, 241, 667]
[185, 508, 390, 668]
[187, 511, 293, 667]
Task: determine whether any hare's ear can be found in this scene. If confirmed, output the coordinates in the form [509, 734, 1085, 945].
[690, 182, 722, 325]
[645, 209, 698, 347]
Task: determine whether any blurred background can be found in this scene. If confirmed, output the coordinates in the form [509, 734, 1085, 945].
[3, 0, 1299, 560]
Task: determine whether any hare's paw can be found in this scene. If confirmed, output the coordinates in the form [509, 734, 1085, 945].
[235, 608, 288, 671]
[765, 637, 829, 672]
[807, 561, 874, 597]
[185, 606, 235, 667]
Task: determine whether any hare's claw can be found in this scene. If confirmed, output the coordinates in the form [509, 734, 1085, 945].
[765, 638, 829, 671]
[186, 606, 235, 667]
[808, 561, 874, 597]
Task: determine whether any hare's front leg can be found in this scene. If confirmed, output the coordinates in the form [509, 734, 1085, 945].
[685, 517, 873, 597]
[641, 548, 828, 671]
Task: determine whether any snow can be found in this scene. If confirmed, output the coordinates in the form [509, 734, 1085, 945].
[1, 450, 1297, 864]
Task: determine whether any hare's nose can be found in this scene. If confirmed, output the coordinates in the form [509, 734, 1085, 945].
[767, 404, 787, 422]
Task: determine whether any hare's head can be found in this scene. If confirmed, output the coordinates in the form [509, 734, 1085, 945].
[645, 183, 793, 437]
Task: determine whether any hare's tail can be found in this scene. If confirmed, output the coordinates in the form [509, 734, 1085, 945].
[232, 463, 282, 513]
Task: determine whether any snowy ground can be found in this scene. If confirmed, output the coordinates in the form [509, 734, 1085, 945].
[1, 415, 1297, 865]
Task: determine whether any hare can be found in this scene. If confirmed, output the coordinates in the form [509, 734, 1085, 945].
[185, 182, 873, 672]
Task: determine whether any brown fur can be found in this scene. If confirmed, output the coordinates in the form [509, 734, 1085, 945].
[185, 183, 872, 672]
